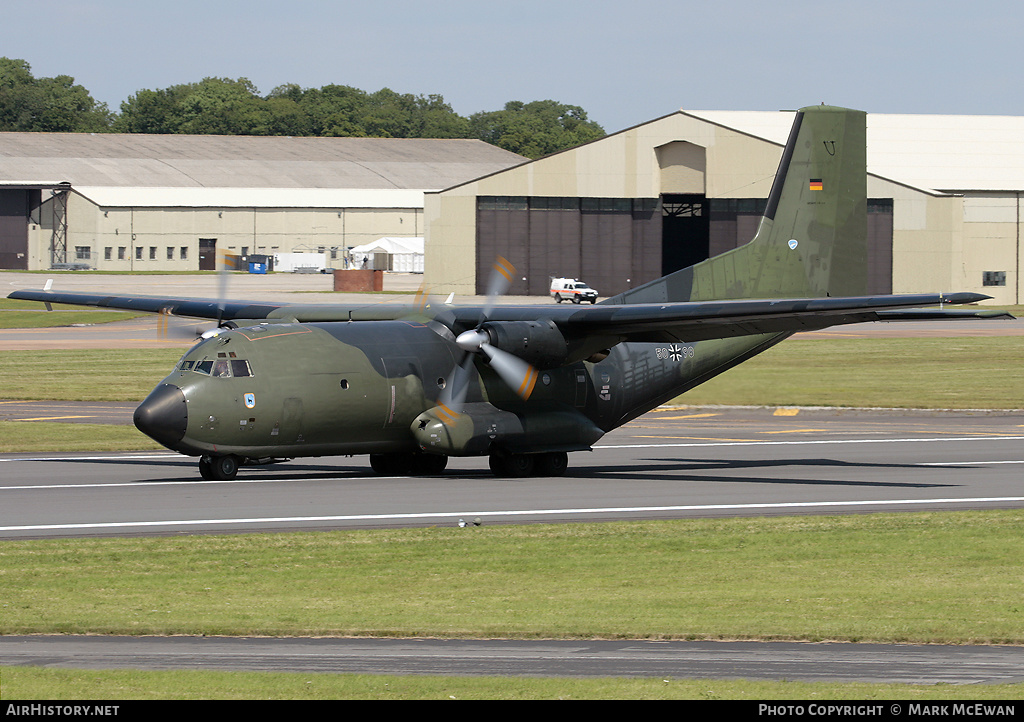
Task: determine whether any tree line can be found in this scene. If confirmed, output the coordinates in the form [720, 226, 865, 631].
[0, 58, 605, 158]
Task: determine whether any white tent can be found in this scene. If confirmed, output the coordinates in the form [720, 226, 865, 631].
[348, 237, 424, 272]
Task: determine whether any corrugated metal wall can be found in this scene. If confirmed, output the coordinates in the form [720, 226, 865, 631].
[477, 197, 660, 297]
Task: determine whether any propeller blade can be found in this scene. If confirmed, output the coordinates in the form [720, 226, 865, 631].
[155, 307, 213, 341]
[433, 256, 532, 411]
[482, 256, 515, 318]
[216, 250, 233, 325]
[439, 353, 475, 413]
[478, 344, 540, 401]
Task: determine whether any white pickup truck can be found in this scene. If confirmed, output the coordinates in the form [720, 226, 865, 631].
[550, 277, 598, 304]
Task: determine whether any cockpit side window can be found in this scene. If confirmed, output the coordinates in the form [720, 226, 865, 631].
[230, 359, 253, 377]
[195, 360, 214, 375]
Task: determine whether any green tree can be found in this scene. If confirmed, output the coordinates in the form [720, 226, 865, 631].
[290, 84, 370, 137]
[469, 100, 605, 158]
[171, 77, 266, 135]
[0, 57, 113, 132]
[114, 86, 190, 133]
[117, 78, 272, 135]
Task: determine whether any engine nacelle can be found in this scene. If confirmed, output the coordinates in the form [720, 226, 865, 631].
[479, 320, 568, 369]
[412, 402, 603, 456]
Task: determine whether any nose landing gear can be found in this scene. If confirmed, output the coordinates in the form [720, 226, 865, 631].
[199, 454, 240, 481]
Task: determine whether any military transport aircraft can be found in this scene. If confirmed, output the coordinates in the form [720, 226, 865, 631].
[9, 105, 1011, 480]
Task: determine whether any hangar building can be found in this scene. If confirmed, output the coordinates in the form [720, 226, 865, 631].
[0, 133, 525, 271]
[424, 110, 1024, 305]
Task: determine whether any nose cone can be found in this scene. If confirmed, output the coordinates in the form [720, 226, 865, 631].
[134, 384, 188, 448]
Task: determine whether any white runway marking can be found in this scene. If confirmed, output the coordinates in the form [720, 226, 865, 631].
[3, 497, 1024, 534]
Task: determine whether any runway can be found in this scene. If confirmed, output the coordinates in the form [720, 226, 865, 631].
[2, 635, 1023, 684]
[2, 406, 1023, 539]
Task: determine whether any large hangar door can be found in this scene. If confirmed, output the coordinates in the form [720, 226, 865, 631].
[0, 189, 33, 270]
[661, 194, 709, 275]
[477, 197, 529, 295]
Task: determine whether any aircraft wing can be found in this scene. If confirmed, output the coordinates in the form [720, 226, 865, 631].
[508, 292, 1013, 344]
[8, 288, 1010, 347]
[6, 289, 290, 321]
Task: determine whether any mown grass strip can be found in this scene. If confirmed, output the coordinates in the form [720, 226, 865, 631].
[0, 421, 160, 453]
[2, 512, 1022, 644]
[0, 349, 181, 401]
[673, 336, 1024, 409]
[3, 666, 1021, 701]
[0, 298, 144, 329]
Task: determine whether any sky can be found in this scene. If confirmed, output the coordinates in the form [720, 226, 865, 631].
[3, 0, 1022, 133]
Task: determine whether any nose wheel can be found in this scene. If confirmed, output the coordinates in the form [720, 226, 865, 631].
[199, 454, 240, 480]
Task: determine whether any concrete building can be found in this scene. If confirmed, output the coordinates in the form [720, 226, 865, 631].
[0, 133, 525, 272]
[424, 110, 1024, 305]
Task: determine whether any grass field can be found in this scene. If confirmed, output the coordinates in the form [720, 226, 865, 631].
[3, 512, 1022, 643]
[673, 336, 1024, 409]
[0, 348, 181, 402]
[0, 421, 160, 453]
[0, 298, 143, 328]
[6, 667, 1021, 701]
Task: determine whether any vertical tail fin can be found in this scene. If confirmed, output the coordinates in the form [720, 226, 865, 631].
[610, 105, 868, 303]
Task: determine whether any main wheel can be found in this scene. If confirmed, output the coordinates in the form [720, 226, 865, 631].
[370, 453, 405, 475]
[370, 453, 448, 476]
[489, 451, 535, 478]
[533, 451, 569, 477]
[412, 453, 448, 475]
[554, 294, 563, 303]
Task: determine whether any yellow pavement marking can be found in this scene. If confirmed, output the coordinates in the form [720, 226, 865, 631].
[633, 435, 758, 442]
[763, 428, 827, 434]
[649, 413, 720, 420]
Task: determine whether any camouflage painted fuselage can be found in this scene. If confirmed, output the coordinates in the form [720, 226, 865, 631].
[145, 319, 785, 460]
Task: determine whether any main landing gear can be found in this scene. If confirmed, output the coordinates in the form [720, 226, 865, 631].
[488, 450, 568, 478]
[369, 452, 449, 476]
[367, 450, 569, 478]
[198, 450, 570, 481]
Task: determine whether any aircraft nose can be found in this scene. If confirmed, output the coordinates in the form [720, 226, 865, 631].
[134, 383, 188, 447]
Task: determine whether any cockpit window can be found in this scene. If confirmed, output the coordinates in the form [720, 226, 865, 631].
[189, 358, 253, 377]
